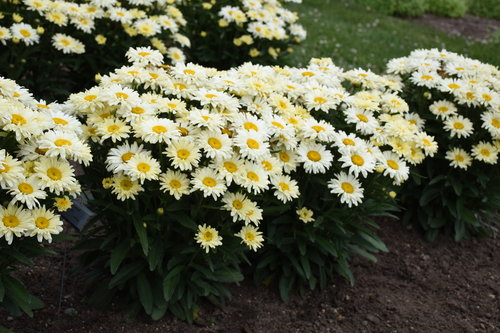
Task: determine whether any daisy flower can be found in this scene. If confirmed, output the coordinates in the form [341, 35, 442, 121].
[236, 130, 270, 160]
[195, 224, 223, 253]
[106, 142, 146, 173]
[0, 204, 32, 244]
[271, 175, 300, 203]
[471, 142, 498, 164]
[198, 130, 233, 160]
[10, 23, 39, 45]
[0, 153, 24, 188]
[9, 176, 47, 209]
[124, 153, 161, 183]
[429, 100, 457, 119]
[34, 157, 78, 195]
[240, 200, 263, 226]
[236, 163, 269, 194]
[191, 167, 227, 200]
[187, 108, 225, 131]
[126, 46, 163, 66]
[164, 137, 201, 171]
[445, 148, 472, 170]
[95, 117, 130, 143]
[159, 170, 190, 200]
[339, 146, 376, 178]
[235, 225, 264, 251]
[481, 111, 500, 138]
[27, 206, 63, 243]
[111, 173, 144, 201]
[296, 207, 314, 223]
[328, 172, 364, 207]
[297, 142, 333, 174]
[134, 117, 179, 144]
[381, 151, 410, 185]
[53, 196, 72, 212]
[52, 33, 85, 54]
[443, 115, 474, 139]
[222, 192, 251, 222]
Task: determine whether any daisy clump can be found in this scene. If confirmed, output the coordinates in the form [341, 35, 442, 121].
[386, 49, 500, 240]
[0, 77, 91, 317]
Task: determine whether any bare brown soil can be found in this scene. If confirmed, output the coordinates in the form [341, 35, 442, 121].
[407, 14, 500, 42]
[1, 220, 499, 332]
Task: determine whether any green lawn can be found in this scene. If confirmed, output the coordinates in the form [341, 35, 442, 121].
[284, 0, 500, 71]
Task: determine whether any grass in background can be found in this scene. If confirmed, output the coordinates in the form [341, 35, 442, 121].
[284, 0, 499, 71]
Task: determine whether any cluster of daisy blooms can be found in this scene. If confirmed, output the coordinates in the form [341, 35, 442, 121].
[0, 0, 188, 62]
[216, 0, 306, 58]
[387, 49, 499, 169]
[63, 47, 436, 252]
[0, 77, 92, 244]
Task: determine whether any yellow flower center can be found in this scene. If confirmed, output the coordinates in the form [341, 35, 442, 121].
[201, 115, 211, 121]
[36, 148, 48, 155]
[107, 125, 120, 133]
[261, 161, 273, 171]
[2, 215, 20, 228]
[351, 155, 365, 166]
[492, 119, 500, 128]
[246, 139, 260, 149]
[356, 114, 368, 123]
[137, 163, 151, 173]
[208, 137, 222, 149]
[0, 163, 10, 173]
[61, 39, 70, 46]
[20, 29, 31, 37]
[466, 92, 474, 100]
[183, 69, 196, 75]
[343, 138, 355, 146]
[121, 152, 135, 162]
[453, 122, 464, 130]
[174, 83, 187, 90]
[178, 127, 189, 136]
[35, 217, 50, 229]
[12, 113, 27, 125]
[120, 179, 133, 190]
[224, 161, 237, 173]
[202, 177, 216, 187]
[232, 200, 243, 210]
[448, 83, 460, 90]
[202, 231, 213, 241]
[438, 107, 449, 112]
[314, 97, 327, 104]
[244, 122, 259, 131]
[53, 117, 68, 125]
[245, 232, 255, 241]
[84, 94, 97, 101]
[307, 150, 321, 162]
[421, 75, 433, 80]
[279, 182, 290, 191]
[341, 182, 354, 194]
[455, 154, 464, 162]
[205, 94, 217, 99]
[169, 179, 182, 189]
[279, 101, 287, 109]
[177, 149, 190, 159]
[279, 152, 290, 162]
[480, 149, 490, 157]
[18, 182, 34, 194]
[149, 73, 159, 79]
[272, 121, 284, 129]
[387, 160, 399, 170]
[301, 71, 314, 77]
[152, 125, 167, 134]
[115, 92, 129, 99]
[312, 125, 325, 132]
[47, 168, 62, 180]
[131, 107, 145, 114]
[55, 139, 72, 147]
[482, 94, 492, 102]
[247, 171, 259, 182]
[138, 51, 150, 56]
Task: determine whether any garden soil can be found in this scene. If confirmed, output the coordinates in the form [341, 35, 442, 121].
[1, 219, 499, 333]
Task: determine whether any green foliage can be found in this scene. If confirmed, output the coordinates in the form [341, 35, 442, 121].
[178, 0, 304, 68]
[427, 0, 468, 18]
[253, 169, 397, 300]
[393, 0, 428, 17]
[468, 0, 500, 19]
[0, 239, 50, 317]
[75, 169, 247, 322]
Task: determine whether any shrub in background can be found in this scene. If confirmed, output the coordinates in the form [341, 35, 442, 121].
[468, 0, 500, 20]
[0, 0, 189, 100]
[387, 49, 500, 241]
[0, 77, 91, 316]
[427, 0, 468, 18]
[178, 0, 306, 68]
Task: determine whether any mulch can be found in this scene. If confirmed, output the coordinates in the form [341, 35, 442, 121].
[2, 219, 499, 332]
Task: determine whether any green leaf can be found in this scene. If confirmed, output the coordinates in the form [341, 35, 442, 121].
[419, 187, 440, 207]
[172, 213, 197, 231]
[299, 256, 311, 280]
[162, 266, 184, 301]
[209, 270, 244, 283]
[349, 245, 378, 262]
[148, 240, 164, 271]
[278, 274, 294, 301]
[133, 217, 149, 256]
[151, 301, 168, 321]
[109, 262, 144, 288]
[110, 241, 130, 274]
[136, 273, 153, 315]
[359, 232, 388, 252]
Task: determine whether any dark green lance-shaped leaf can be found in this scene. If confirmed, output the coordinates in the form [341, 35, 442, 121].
[454, 219, 465, 242]
[278, 274, 294, 301]
[110, 241, 130, 274]
[449, 177, 463, 196]
[136, 273, 153, 315]
[108, 261, 144, 288]
[209, 269, 244, 283]
[349, 245, 378, 262]
[151, 301, 168, 321]
[359, 232, 388, 252]
[133, 217, 149, 256]
[335, 258, 354, 285]
[3, 248, 33, 266]
[299, 256, 311, 280]
[172, 213, 197, 231]
[148, 240, 164, 271]
[419, 187, 440, 207]
[163, 265, 184, 301]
